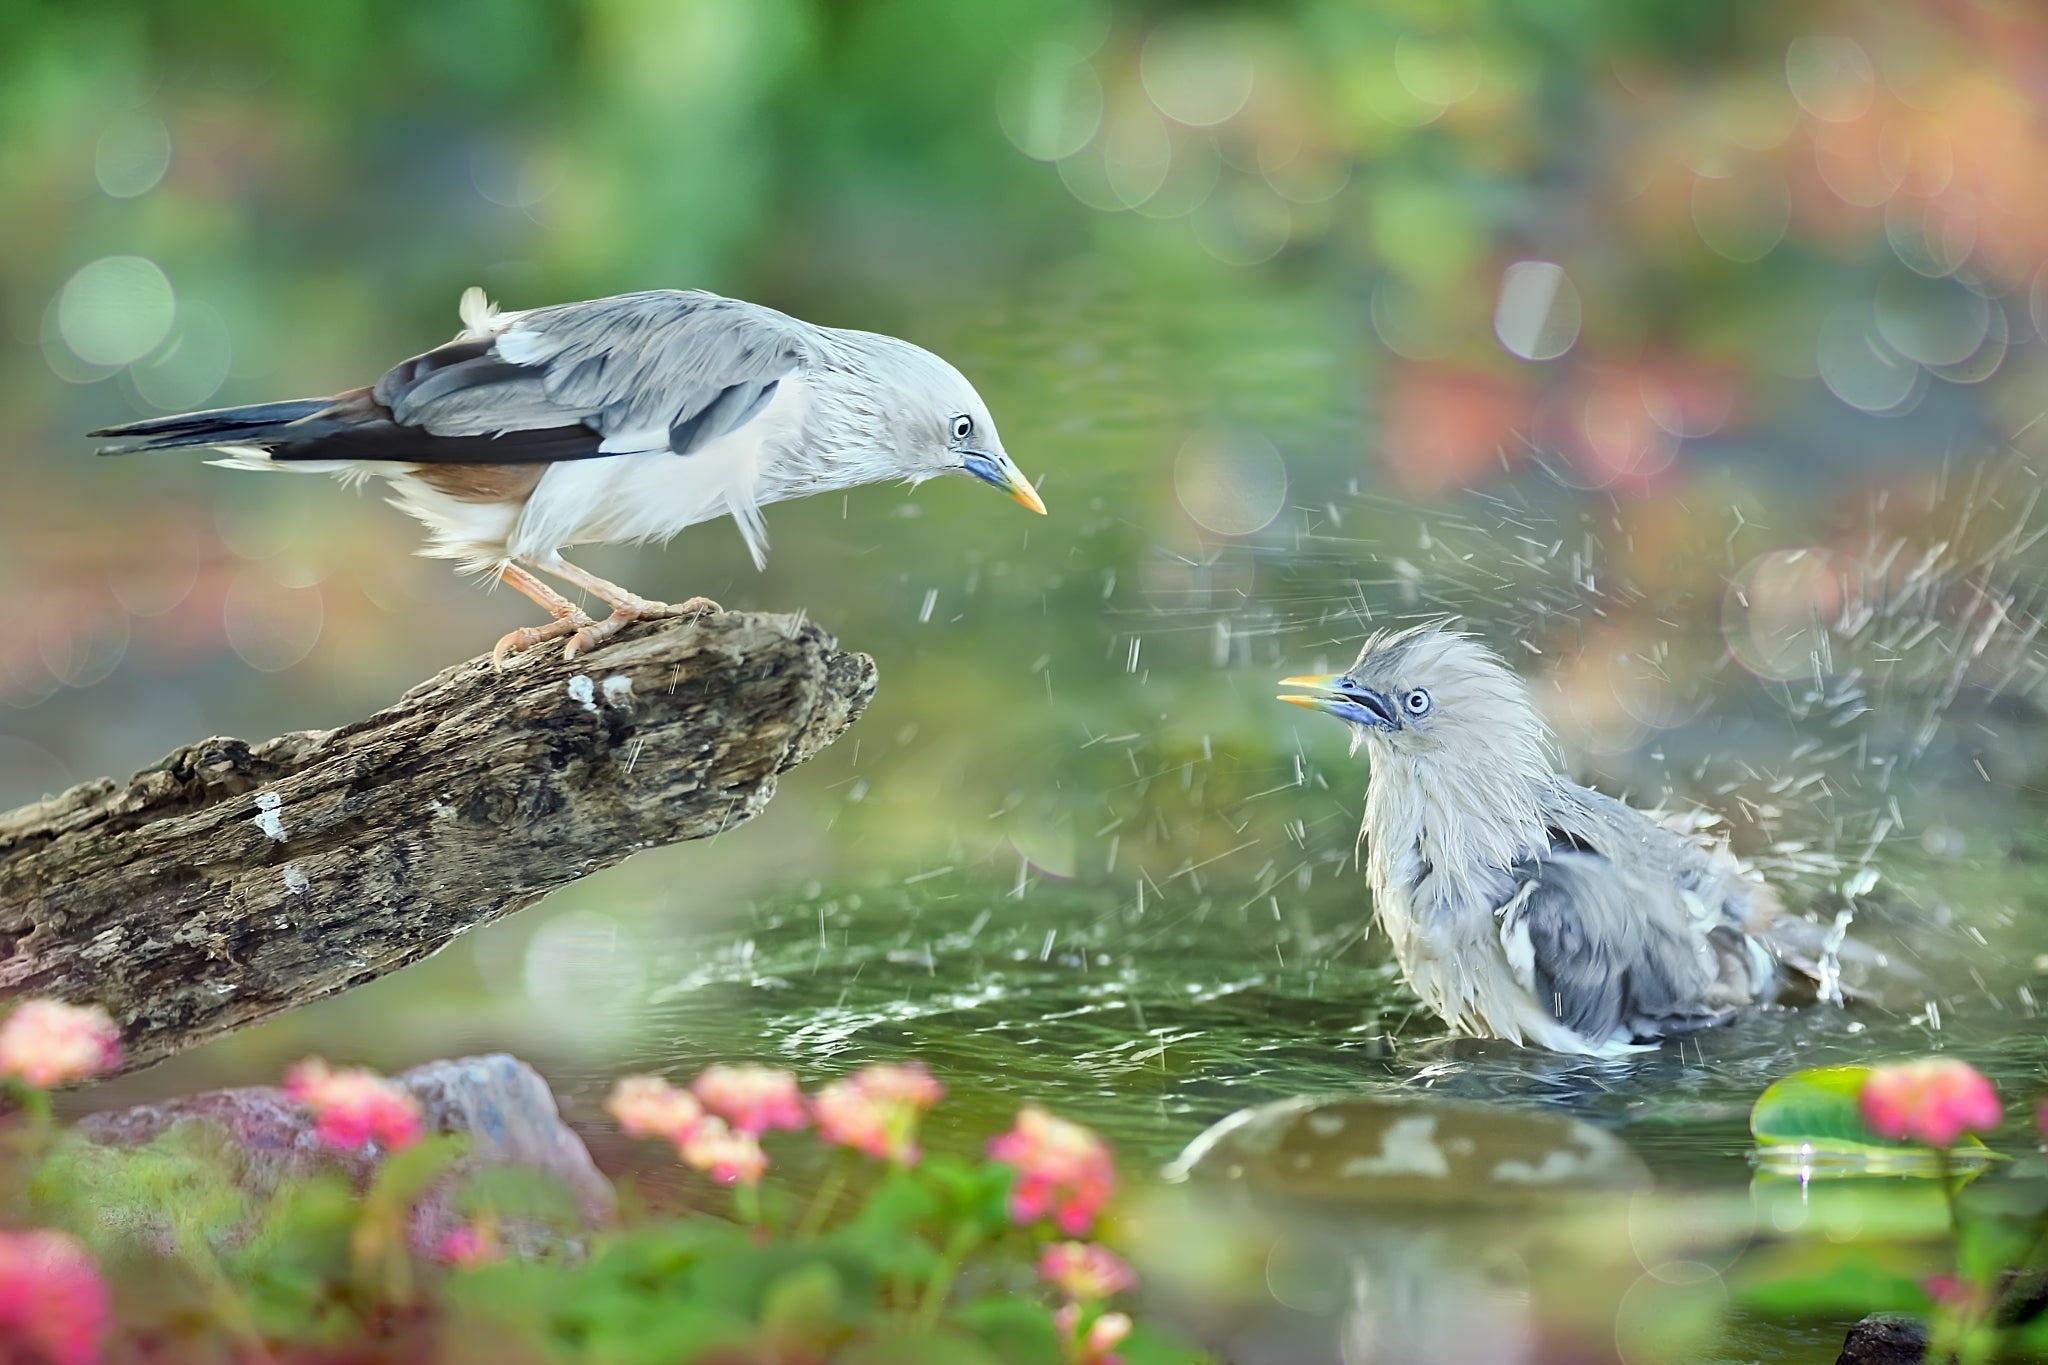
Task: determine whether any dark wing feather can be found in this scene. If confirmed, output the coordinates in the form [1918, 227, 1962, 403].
[1506, 844, 1733, 1045]
[374, 290, 812, 457]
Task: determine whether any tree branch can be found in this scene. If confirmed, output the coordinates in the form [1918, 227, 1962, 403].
[0, 612, 876, 1075]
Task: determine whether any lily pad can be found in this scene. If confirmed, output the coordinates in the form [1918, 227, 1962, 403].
[1749, 1066, 1996, 1177]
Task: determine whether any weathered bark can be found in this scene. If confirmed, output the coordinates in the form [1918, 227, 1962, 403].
[0, 612, 876, 1075]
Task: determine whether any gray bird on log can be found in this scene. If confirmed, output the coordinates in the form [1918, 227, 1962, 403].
[90, 288, 1045, 663]
[1280, 624, 1832, 1057]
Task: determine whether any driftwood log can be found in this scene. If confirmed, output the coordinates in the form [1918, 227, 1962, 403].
[0, 612, 875, 1075]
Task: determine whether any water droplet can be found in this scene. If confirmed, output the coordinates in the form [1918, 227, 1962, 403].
[1493, 261, 1581, 362]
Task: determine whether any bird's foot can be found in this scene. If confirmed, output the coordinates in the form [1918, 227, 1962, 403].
[493, 611, 595, 668]
[562, 596, 722, 661]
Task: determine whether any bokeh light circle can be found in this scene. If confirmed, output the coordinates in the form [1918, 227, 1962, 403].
[1190, 180, 1293, 266]
[1173, 430, 1288, 536]
[1494, 261, 1582, 362]
[223, 571, 324, 672]
[1393, 34, 1481, 107]
[1723, 548, 1845, 682]
[1690, 166, 1789, 263]
[1101, 100, 1174, 208]
[1815, 304, 1919, 414]
[1614, 1263, 1728, 1365]
[1133, 130, 1221, 220]
[94, 113, 171, 199]
[1873, 269, 1991, 368]
[1140, 18, 1256, 127]
[1784, 36, 1876, 123]
[997, 43, 1103, 163]
[131, 299, 233, 411]
[58, 256, 175, 368]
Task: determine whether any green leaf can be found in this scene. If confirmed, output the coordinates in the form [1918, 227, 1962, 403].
[454, 1164, 584, 1231]
[762, 1262, 846, 1353]
[1748, 1172, 1957, 1243]
[952, 1297, 1063, 1365]
[365, 1133, 467, 1209]
[1750, 1067, 1993, 1175]
[837, 1327, 1005, 1365]
[1119, 1322, 1220, 1365]
[1728, 1241, 1936, 1315]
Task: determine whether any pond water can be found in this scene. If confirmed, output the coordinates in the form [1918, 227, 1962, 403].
[66, 457, 2048, 1361]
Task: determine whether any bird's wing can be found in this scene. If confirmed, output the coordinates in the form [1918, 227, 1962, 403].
[371, 290, 816, 461]
[1565, 785, 1781, 934]
[1497, 847, 1732, 1046]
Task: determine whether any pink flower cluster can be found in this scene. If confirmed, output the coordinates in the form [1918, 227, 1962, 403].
[693, 1065, 807, 1134]
[606, 1075, 704, 1142]
[434, 1223, 502, 1268]
[0, 1229, 110, 1365]
[606, 1074, 769, 1186]
[1859, 1058, 2003, 1148]
[283, 1059, 424, 1152]
[1054, 1304, 1132, 1365]
[1039, 1242, 1136, 1301]
[989, 1105, 1117, 1236]
[607, 1061, 949, 1183]
[0, 1000, 121, 1089]
[813, 1062, 945, 1165]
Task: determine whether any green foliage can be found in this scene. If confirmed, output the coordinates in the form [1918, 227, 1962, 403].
[1741, 1064, 2048, 1365]
[1750, 1066, 1992, 1174]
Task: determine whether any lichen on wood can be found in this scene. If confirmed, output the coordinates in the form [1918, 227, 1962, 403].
[0, 612, 876, 1076]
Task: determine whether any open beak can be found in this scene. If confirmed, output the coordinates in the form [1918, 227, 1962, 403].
[963, 451, 1047, 515]
[1277, 674, 1401, 729]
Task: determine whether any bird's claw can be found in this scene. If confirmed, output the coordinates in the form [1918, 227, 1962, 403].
[493, 612, 595, 669]
[560, 596, 722, 661]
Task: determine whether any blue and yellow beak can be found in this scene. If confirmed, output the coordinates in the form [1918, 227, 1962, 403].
[1277, 674, 1401, 729]
[962, 450, 1047, 515]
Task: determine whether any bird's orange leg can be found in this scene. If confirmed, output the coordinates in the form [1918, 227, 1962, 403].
[531, 557, 721, 660]
[492, 562, 597, 667]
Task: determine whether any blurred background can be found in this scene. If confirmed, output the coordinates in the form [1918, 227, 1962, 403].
[8, 0, 2048, 1236]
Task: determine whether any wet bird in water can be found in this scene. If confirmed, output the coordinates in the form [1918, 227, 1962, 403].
[91, 288, 1045, 662]
[1280, 623, 1830, 1057]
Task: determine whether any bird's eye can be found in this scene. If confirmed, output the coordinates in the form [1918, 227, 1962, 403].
[951, 415, 974, 443]
[1404, 688, 1432, 716]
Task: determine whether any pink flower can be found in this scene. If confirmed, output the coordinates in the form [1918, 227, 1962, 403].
[813, 1061, 945, 1165]
[1923, 1274, 1977, 1310]
[282, 1059, 423, 1152]
[1054, 1303, 1132, 1365]
[605, 1075, 704, 1143]
[435, 1224, 501, 1267]
[0, 1001, 121, 1088]
[679, 1116, 768, 1186]
[1858, 1059, 2002, 1147]
[989, 1105, 1117, 1237]
[691, 1065, 806, 1134]
[0, 1229, 110, 1365]
[1039, 1242, 1137, 1301]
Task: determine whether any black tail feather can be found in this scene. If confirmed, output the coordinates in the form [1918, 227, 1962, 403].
[90, 398, 337, 453]
[91, 388, 606, 464]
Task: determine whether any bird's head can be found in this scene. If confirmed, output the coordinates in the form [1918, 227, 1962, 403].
[1278, 624, 1555, 769]
[867, 338, 1045, 515]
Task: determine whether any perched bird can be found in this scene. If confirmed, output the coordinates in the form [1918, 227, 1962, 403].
[91, 287, 1046, 662]
[1280, 624, 1817, 1057]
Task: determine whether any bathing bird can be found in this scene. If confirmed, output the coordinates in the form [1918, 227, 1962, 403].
[90, 287, 1046, 662]
[1280, 623, 1814, 1056]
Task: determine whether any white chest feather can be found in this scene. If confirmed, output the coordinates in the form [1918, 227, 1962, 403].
[510, 379, 816, 567]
